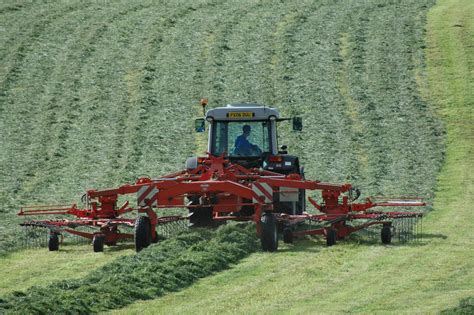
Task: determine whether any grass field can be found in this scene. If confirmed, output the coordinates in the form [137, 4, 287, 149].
[0, 225, 259, 313]
[0, 0, 443, 253]
[0, 244, 134, 295]
[113, 2, 474, 312]
[0, 0, 472, 313]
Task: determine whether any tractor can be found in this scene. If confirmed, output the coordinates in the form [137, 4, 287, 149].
[19, 101, 424, 253]
[188, 101, 306, 227]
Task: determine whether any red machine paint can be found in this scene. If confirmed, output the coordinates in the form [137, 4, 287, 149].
[19, 154, 424, 252]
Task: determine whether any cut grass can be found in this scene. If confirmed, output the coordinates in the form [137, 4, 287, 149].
[426, 0, 474, 311]
[109, 0, 474, 313]
[0, 0, 469, 313]
[0, 224, 258, 314]
[110, 220, 473, 313]
[0, 244, 134, 295]
[0, 0, 442, 254]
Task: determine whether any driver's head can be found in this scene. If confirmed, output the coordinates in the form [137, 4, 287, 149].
[242, 124, 251, 137]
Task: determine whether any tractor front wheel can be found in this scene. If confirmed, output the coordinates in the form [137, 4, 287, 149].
[135, 216, 152, 252]
[261, 212, 278, 252]
[93, 234, 105, 252]
[381, 225, 392, 244]
[48, 232, 59, 251]
[326, 229, 337, 246]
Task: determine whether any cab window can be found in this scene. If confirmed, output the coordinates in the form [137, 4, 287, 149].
[212, 121, 271, 157]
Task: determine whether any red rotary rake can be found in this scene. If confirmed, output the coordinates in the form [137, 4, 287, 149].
[19, 154, 424, 252]
[18, 102, 425, 252]
[278, 196, 424, 246]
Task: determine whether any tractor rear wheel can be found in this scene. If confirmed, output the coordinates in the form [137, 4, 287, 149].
[326, 229, 337, 246]
[48, 232, 59, 251]
[261, 212, 278, 252]
[381, 225, 392, 244]
[93, 234, 105, 252]
[135, 216, 152, 252]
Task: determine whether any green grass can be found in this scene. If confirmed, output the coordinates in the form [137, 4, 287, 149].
[0, 244, 134, 295]
[0, 225, 258, 314]
[109, 0, 473, 313]
[0, 0, 471, 313]
[0, 0, 442, 253]
[426, 0, 474, 312]
[442, 297, 474, 315]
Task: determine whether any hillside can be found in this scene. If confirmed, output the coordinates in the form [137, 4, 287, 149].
[0, 0, 472, 313]
[0, 0, 443, 252]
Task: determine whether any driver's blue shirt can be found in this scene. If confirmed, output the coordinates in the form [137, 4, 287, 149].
[234, 135, 253, 154]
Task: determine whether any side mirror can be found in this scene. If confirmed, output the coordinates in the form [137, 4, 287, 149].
[195, 118, 205, 132]
[292, 117, 302, 131]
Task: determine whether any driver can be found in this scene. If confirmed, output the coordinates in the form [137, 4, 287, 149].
[234, 124, 260, 155]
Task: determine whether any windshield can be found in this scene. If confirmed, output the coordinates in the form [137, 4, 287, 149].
[212, 121, 271, 157]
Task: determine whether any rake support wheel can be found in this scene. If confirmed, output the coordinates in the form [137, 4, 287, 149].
[283, 228, 293, 244]
[381, 225, 392, 244]
[261, 212, 278, 252]
[135, 216, 152, 252]
[48, 232, 59, 251]
[326, 229, 337, 247]
[93, 234, 105, 252]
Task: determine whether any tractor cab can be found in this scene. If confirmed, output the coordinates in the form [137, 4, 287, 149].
[195, 102, 303, 173]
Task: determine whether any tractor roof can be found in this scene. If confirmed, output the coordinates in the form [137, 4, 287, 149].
[205, 103, 280, 120]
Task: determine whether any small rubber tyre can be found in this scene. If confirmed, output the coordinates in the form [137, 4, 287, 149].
[134, 216, 152, 252]
[381, 225, 392, 244]
[283, 228, 293, 244]
[261, 212, 278, 252]
[93, 234, 105, 252]
[326, 229, 337, 247]
[48, 232, 59, 251]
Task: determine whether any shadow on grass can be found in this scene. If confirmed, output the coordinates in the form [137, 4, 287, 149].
[106, 243, 136, 252]
[342, 232, 447, 248]
[59, 242, 136, 253]
[279, 231, 448, 251]
[34, 242, 136, 254]
[347, 238, 429, 248]
[277, 238, 323, 253]
[418, 233, 448, 240]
